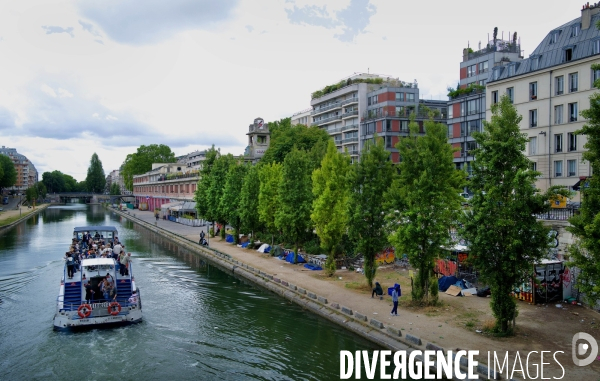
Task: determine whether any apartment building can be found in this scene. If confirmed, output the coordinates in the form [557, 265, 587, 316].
[448, 35, 523, 176]
[291, 108, 312, 126]
[486, 4, 600, 198]
[0, 146, 38, 193]
[361, 85, 447, 163]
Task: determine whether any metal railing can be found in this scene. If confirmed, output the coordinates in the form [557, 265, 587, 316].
[341, 110, 359, 118]
[311, 102, 342, 115]
[535, 208, 576, 221]
[311, 114, 342, 126]
[341, 136, 358, 144]
[342, 124, 358, 132]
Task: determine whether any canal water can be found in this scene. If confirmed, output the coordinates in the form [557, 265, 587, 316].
[0, 205, 395, 381]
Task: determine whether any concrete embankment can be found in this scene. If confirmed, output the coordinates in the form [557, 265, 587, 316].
[110, 206, 515, 381]
[0, 204, 50, 232]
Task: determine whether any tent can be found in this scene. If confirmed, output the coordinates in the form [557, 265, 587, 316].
[226, 234, 234, 243]
[438, 276, 459, 292]
[304, 263, 322, 271]
[257, 244, 270, 253]
[285, 252, 306, 264]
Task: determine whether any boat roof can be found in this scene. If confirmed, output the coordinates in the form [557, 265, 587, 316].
[74, 226, 118, 233]
[81, 258, 115, 266]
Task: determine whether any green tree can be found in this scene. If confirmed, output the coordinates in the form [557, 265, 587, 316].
[311, 140, 351, 276]
[35, 181, 47, 199]
[348, 136, 394, 288]
[25, 186, 38, 204]
[461, 95, 562, 335]
[258, 162, 283, 245]
[85, 153, 106, 193]
[220, 163, 248, 244]
[261, 118, 331, 165]
[390, 115, 465, 305]
[276, 148, 313, 263]
[62, 174, 78, 192]
[42, 171, 66, 193]
[110, 183, 120, 195]
[567, 62, 600, 305]
[195, 145, 219, 227]
[206, 153, 236, 239]
[0, 154, 17, 191]
[121, 144, 177, 190]
[239, 165, 261, 240]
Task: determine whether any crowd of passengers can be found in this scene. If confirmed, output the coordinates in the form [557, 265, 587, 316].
[64, 231, 134, 303]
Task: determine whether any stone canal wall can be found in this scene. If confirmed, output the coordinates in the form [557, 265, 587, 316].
[111, 207, 517, 381]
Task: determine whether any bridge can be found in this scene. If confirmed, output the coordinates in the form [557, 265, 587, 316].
[48, 192, 135, 205]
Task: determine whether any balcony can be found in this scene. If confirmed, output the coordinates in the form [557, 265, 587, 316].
[311, 114, 342, 126]
[342, 136, 359, 144]
[342, 124, 358, 132]
[326, 126, 343, 134]
[341, 110, 359, 119]
[341, 98, 358, 106]
[311, 101, 342, 116]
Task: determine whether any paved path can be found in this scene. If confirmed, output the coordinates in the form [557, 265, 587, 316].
[112, 207, 598, 379]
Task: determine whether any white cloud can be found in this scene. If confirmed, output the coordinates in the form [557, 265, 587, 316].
[58, 88, 73, 98]
[105, 115, 118, 121]
[41, 84, 57, 97]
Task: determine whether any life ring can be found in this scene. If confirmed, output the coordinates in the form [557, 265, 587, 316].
[108, 301, 121, 316]
[77, 304, 92, 318]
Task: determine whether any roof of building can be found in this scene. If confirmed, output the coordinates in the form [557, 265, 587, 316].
[489, 10, 600, 83]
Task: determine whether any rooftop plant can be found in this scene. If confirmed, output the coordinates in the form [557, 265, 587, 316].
[447, 83, 485, 99]
[311, 77, 384, 99]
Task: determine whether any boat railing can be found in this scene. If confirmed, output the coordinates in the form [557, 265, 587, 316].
[57, 298, 139, 317]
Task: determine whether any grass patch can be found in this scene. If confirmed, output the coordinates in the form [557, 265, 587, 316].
[344, 282, 371, 292]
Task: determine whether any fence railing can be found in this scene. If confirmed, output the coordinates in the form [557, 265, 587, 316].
[535, 208, 576, 221]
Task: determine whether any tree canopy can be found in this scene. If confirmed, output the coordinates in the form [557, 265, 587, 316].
[258, 162, 283, 245]
[0, 154, 17, 191]
[567, 62, 600, 305]
[219, 162, 248, 244]
[239, 164, 261, 237]
[121, 144, 177, 190]
[261, 118, 331, 165]
[348, 136, 395, 288]
[85, 153, 106, 193]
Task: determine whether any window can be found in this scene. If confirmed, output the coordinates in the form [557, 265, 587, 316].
[406, 106, 415, 115]
[593, 68, 600, 85]
[460, 122, 467, 137]
[568, 102, 578, 122]
[555, 161, 563, 177]
[565, 48, 573, 62]
[531, 161, 537, 171]
[568, 160, 577, 177]
[506, 87, 514, 103]
[478, 61, 488, 73]
[460, 102, 465, 116]
[529, 82, 538, 100]
[468, 120, 479, 135]
[555, 134, 563, 153]
[448, 106, 453, 119]
[571, 24, 580, 38]
[396, 106, 404, 116]
[529, 109, 538, 128]
[529, 137, 537, 155]
[555, 76, 564, 95]
[568, 132, 577, 151]
[395, 92, 404, 101]
[594, 39, 600, 55]
[448, 125, 453, 138]
[478, 79, 487, 86]
[400, 120, 408, 132]
[550, 31, 560, 44]
[508, 64, 516, 76]
[467, 99, 479, 115]
[531, 56, 540, 71]
[466, 141, 477, 156]
[569, 73, 578, 92]
[493, 67, 503, 80]
[554, 105, 563, 124]
[385, 135, 392, 148]
[257, 135, 267, 144]
[467, 64, 476, 77]
[491, 91, 498, 105]
[386, 120, 392, 132]
[406, 93, 415, 102]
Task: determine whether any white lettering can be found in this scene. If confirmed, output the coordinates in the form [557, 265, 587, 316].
[510, 351, 525, 380]
[380, 350, 391, 379]
[355, 350, 361, 379]
[340, 351, 352, 379]
[526, 351, 539, 379]
[392, 351, 406, 379]
[423, 351, 435, 379]
[454, 350, 466, 379]
[437, 350, 453, 379]
[467, 350, 478, 379]
[363, 350, 378, 379]
[408, 351, 422, 379]
[541, 351, 551, 379]
[494, 351, 509, 378]
[553, 351, 565, 379]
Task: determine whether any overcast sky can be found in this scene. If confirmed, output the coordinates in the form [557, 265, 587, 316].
[0, 0, 587, 181]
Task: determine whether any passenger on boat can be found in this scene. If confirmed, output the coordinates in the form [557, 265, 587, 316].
[101, 279, 113, 302]
[113, 242, 123, 257]
[84, 282, 95, 303]
[105, 273, 114, 287]
[128, 290, 138, 305]
[65, 252, 75, 279]
[120, 252, 131, 276]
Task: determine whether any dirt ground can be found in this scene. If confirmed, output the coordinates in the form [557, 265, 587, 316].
[205, 238, 600, 379]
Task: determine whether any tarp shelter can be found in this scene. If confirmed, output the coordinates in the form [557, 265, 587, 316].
[438, 276, 459, 292]
[226, 234, 234, 243]
[180, 201, 197, 212]
[304, 263, 322, 270]
[257, 244, 270, 253]
[285, 252, 306, 263]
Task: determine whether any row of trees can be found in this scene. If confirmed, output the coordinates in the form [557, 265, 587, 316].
[0, 154, 17, 193]
[40, 153, 107, 194]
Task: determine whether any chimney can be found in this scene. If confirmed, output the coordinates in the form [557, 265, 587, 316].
[582, 2, 600, 29]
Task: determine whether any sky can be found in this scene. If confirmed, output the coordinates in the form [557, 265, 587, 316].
[0, 0, 589, 181]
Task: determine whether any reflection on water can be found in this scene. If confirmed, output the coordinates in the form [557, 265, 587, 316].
[0, 205, 402, 381]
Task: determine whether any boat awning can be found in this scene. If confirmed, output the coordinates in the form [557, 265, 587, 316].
[81, 258, 115, 267]
[180, 201, 197, 212]
[74, 226, 118, 233]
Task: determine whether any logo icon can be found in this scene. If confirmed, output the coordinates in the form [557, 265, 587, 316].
[572, 332, 599, 367]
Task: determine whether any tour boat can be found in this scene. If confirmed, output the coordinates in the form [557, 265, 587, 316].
[53, 226, 143, 330]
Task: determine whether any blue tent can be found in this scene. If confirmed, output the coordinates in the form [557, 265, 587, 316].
[438, 276, 459, 292]
[285, 252, 306, 263]
[240, 241, 249, 248]
[304, 263, 322, 271]
[226, 234, 234, 243]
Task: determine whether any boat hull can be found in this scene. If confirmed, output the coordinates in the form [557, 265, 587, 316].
[53, 307, 142, 330]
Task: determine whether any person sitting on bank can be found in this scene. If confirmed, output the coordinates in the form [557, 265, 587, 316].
[371, 281, 383, 299]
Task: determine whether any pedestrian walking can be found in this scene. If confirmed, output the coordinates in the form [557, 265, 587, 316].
[390, 285, 399, 316]
[199, 230, 205, 245]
